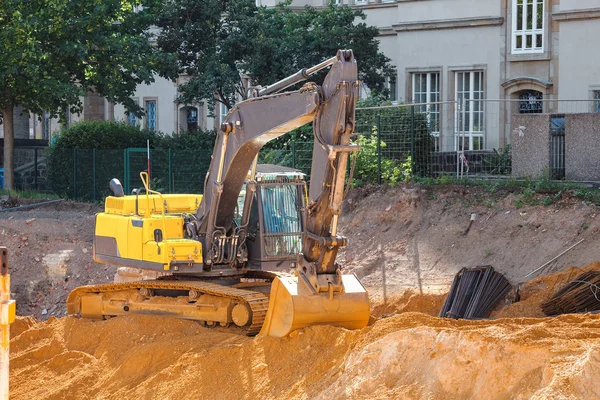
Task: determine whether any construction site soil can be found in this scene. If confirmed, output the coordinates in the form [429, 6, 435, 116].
[7, 185, 600, 399]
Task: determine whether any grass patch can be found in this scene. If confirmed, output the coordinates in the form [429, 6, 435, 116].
[417, 176, 600, 208]
[0, 189, 61, 201]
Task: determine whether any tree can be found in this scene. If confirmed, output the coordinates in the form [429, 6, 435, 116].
[156, 0, 395, 113]
[0, 0, 175, 189]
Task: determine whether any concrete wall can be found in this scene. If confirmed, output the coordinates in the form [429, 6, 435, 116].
[394, 0, 500, 24]
[113, 76, 178, 133]
[565, 113, 600, 181]
[559, 0, 600, 11]
[511, 114, 551, 178]
[558, 19, 600, 106]
[513, 113, 600, 181]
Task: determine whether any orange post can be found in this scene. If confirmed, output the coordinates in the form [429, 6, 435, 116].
[0, 247, 15, 400]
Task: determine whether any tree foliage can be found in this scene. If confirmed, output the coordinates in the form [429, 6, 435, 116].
[156, 0, 395, 112]
[0, 0, 175, 188]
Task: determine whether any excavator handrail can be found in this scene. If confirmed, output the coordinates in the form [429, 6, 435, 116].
[140, 172, 170, 266]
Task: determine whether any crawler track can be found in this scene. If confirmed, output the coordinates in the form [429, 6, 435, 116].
[67, 279, 271, 336]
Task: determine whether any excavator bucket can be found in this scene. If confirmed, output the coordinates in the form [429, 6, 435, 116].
[259, 274, 370, 337]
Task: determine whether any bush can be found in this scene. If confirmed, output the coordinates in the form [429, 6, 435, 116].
[355, 101, 435, 179]
[351, 127, 410, 187]
[50, 120, 162, 149]
[159, 128, 217, 150]
[258, 109, 420, 187]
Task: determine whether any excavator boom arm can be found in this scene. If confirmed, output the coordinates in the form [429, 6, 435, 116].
[196, 50, 359, 274]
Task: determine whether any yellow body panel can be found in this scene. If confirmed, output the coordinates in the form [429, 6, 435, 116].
[105, 194, 202, 215]
[95, 194, 203, 268]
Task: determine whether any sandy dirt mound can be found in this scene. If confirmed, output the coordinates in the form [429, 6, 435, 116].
[10, 313, 600, 400]
[8, 188, 600, 399]
[492, 261, 600, 318]
[371, 290, 446, 317]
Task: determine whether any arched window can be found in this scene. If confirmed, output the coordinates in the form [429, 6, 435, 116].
[187, 107, 198, 131]
[518, 91, 543, 113]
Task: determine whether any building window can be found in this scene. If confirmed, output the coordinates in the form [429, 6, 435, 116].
[388, 76, 397, 102]
[43, 111, 51, 140]
[594, 91, 600, 113]
[127, 111, 138, 126]
[512, 0, 544, 54]
[518, 91, 543, 113]
[412, 72, 441, 150]
[187, 107, 198, 131]
[219, 102, 228, 125]
[145, 100, 157, 131]
[63, 109, 71, 129]
[355, 0, 368, 5]
[455, 71, 484, 151]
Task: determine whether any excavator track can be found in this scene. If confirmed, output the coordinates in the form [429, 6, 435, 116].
[67, 280, 270, 336]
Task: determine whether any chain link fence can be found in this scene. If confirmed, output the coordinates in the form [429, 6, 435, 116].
[259, 99, 599, 184]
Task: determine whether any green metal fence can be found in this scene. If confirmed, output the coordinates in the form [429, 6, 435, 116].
[258, 103, 512, 186]
[41, 148, 212, 201]
[35, 103, 512, 201]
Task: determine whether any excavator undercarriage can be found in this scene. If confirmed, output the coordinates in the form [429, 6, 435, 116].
[67, 50, 371, 337]
[67, 277, 272, 335]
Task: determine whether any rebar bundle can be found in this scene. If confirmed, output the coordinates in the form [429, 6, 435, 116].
[541, 270, 600, 316]
[439, 266, 511, 319]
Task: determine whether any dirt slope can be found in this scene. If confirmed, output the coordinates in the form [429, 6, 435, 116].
[11, 311, 600, 400]
[340, 185, 600, 305]
[4, 185, 600, 319]
[0, 200, 113, 319]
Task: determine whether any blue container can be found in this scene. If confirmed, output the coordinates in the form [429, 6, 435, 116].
[0, 168, 5, 189]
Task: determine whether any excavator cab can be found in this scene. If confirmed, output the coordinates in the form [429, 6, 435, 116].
[244, 165, 306, 271]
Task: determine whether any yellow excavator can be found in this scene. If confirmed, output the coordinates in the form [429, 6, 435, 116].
[67, 50, 370, 337]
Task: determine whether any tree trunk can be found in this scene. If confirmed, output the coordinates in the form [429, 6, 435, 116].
[2, 103, 14, 190]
